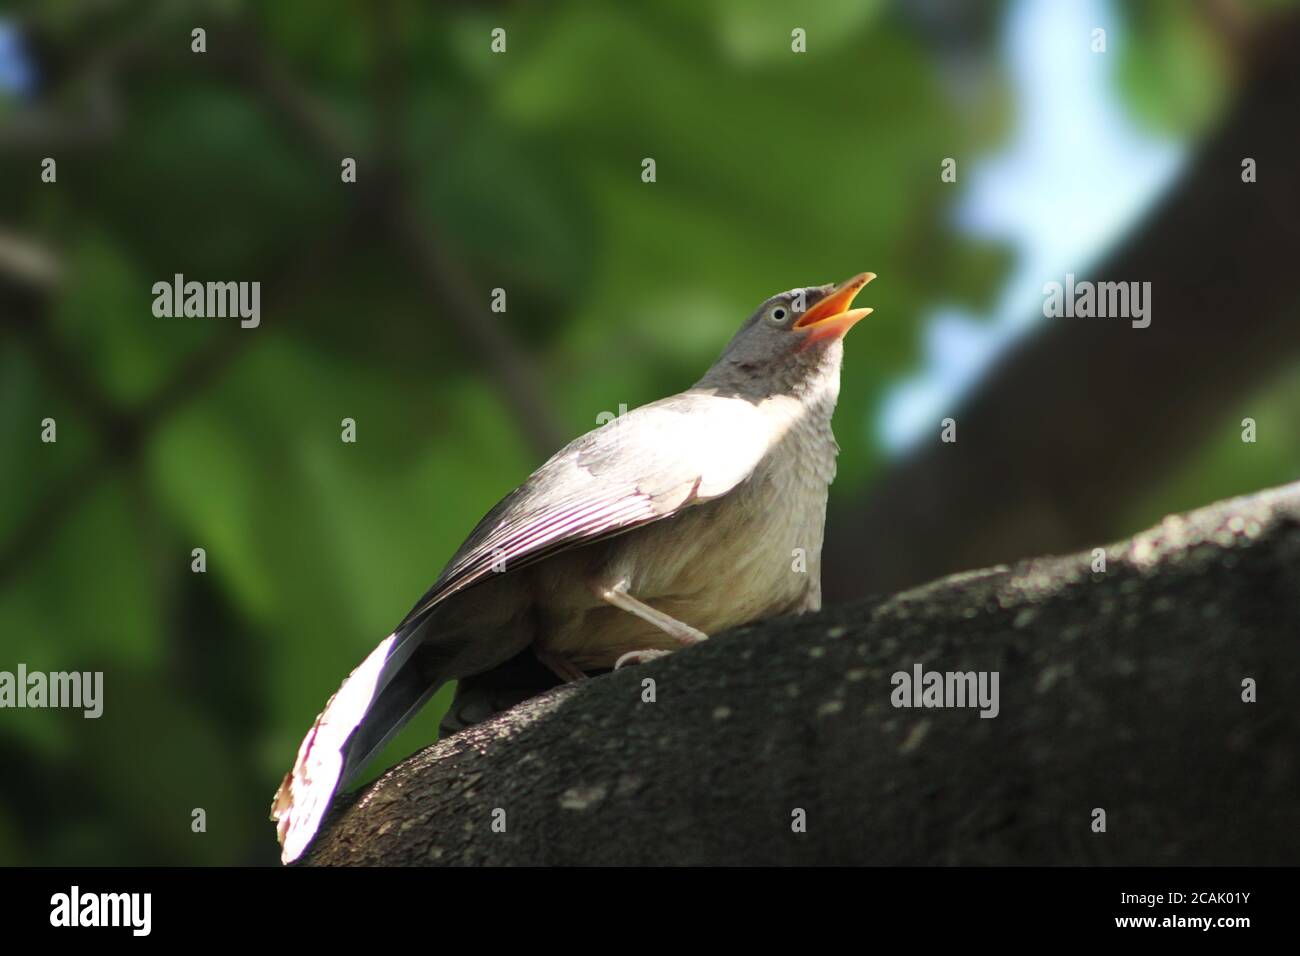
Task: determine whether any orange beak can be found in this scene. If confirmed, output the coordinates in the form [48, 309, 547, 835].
[793, 272, 876, 343]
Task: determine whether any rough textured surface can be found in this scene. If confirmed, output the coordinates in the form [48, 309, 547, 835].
[304, 482, 1300, 865]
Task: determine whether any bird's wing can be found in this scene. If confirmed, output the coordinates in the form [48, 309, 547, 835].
[398, 391, 771, 628]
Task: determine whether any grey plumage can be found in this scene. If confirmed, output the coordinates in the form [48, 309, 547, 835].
[271, 273, 875, 862]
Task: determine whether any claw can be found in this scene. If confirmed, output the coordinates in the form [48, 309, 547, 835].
[614, 649, 673, 669]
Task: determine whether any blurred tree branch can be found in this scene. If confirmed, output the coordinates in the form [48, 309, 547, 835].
[0, 207, 369, 585]
[824, 9, 1300, 600]
[219, 30, 567, 456]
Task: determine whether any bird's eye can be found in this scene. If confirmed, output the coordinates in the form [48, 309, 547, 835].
[768, 305, 789, 325]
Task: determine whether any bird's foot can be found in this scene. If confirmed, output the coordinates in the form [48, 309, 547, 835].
[614, 649, 674, 669]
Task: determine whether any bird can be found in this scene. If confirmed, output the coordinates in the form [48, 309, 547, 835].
[271, 271, 876, 863]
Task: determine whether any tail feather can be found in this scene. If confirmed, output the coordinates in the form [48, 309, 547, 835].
[271, 620, 439, 864]
[337, 656, 444, 787]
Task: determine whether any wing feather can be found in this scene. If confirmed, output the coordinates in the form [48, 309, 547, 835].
[398, 392, 769, 627]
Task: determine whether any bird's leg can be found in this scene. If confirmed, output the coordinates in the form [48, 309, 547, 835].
[597, 584, 709, 644]
[533, 647, 588, 683]
[594, 582, 708, 668]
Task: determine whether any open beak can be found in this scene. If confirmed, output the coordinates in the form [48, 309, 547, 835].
[794, 272, 876, 342]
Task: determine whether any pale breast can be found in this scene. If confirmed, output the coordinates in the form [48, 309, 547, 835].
[533, 389, 839, 670]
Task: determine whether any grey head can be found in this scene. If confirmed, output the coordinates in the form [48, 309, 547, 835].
[696, 272, 876, 399]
